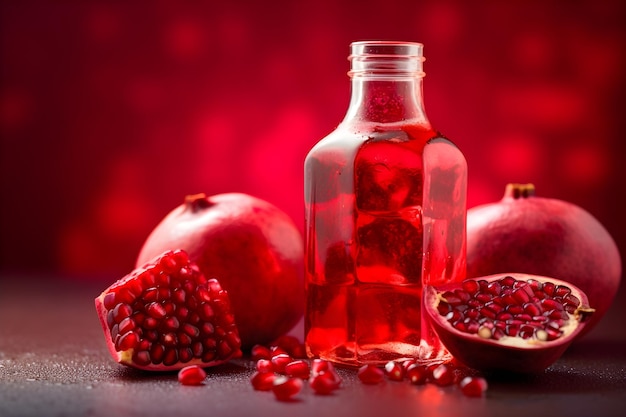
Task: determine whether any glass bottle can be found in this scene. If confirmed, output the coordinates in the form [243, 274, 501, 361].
[304, 41, 467, 366]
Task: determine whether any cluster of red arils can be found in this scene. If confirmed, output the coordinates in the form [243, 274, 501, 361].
[249, 335, 342, 401]
[249, 336, 488, 400]
[358, 360, 488, 397]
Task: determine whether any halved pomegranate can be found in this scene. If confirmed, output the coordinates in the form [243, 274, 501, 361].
[94, 249, 242, 371]
[425, 273, 594, 373]
[466, 183, 621, 338]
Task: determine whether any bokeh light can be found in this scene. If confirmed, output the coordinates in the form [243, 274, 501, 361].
[0, 0, 624, 280]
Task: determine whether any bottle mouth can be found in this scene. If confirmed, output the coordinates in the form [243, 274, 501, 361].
[348, 41, 425, 78]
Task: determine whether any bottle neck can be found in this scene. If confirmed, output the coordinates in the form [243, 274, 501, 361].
[344, 77, 428, 124]
[342, 41, 429, 125]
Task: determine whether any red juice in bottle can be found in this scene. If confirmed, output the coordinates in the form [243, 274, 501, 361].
[304, 42, 467, 366]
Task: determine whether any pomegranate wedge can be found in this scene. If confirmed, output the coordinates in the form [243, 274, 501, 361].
[95, 249, 242, 371]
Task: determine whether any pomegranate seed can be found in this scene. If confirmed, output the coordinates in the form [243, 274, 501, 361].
[172, 288, 186, 304]
[480, 307, 496, 320]
[523, 302, 541, 316]
[527, 279, 542, 292]
[145, 302, 167, 319]
[465, 320, 480, 333]
[496, 312, 513, 321]
[198, 303, 214, 320]
[446, 310, 463, 323]
[500, 275, 516, 288]
[310, 358, 342, 391]
[542, 281, 556, 296]
[545, 327, 564, 340]
[285, 360, 310, 379]
[103, 292, 117, 309]
[289, 343, 307, 359]
[459, 376, 488, 397]
[182, 323, 200, 338]
[358, 364, 384, 385]
[384, 361, 405, 381]
[484, 301, 503, 315]
[177, 365, 207, 385]
[442, 291, 462, 305]
[431, 364, 454, 386]
[437, 302, 453, 315]
[454, 289, 471, 303]
[270, 346, 289, 357]
[250, 371, 275, 391]
[270, 353, 292, 374]
[273, 335, 303, 356]
[116, 331, 139, 351]
[564, 293, 580, 307]
[251, 344, 272, 361]
[406, 364, 429, 385]
[272, 376, 302, 401]
[132, 351, 151, 367]
[512, 287, 530, 304]
[311, 358, 333, 375]
[462, 279, 480, 295]
[486, 281, 501, 296]
[310, 372, 340, 395]
[492, 328, 505, 340]
[118, 317, 135, 335]
[113, 303, 133, 323]
[554, 285, 571, 298]
[256, 359, 273, 373]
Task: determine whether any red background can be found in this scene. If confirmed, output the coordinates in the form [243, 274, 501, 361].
[1, 0, 625, 288]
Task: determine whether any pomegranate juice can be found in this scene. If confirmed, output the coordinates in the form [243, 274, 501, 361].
[304, 122, 467, 366]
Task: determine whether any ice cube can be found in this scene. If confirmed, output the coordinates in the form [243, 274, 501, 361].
[355, 141, 422, 212]
[356, 217, 422, 284]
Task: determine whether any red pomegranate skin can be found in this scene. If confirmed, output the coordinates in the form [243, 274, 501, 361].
[466, 184, 621, 338]
[136, 193, 305, 349]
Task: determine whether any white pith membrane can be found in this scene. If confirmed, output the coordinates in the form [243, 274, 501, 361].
[434, 275, 594, 349]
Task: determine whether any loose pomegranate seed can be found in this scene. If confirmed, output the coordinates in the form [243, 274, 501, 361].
[285, 360, 310, 379]
[384, 361, 405, 381]
[177, 365, 207, 385]
[311, 359, 333, 375]
[431, 364, 454, 386]
[357, 364, 384, 385]
[251, 371, 275, 391]
[272, 335, 305, 358]
[406, 364, 429, 385]
[270, 346, 289, 357]
[309, 358, 342, 393]
[272, 376, 302, 401]
[310, 372, 340, 395]
[270, 353, 292, 374]
[256, 359, 273, 373]
[459, 376, 488, 397]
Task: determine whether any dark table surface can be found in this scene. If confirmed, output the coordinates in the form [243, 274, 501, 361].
[1, 276, 625, 417]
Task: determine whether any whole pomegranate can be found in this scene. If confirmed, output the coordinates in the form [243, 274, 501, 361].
[466, 183, 621, 337]
[136, 193, 304, 349]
